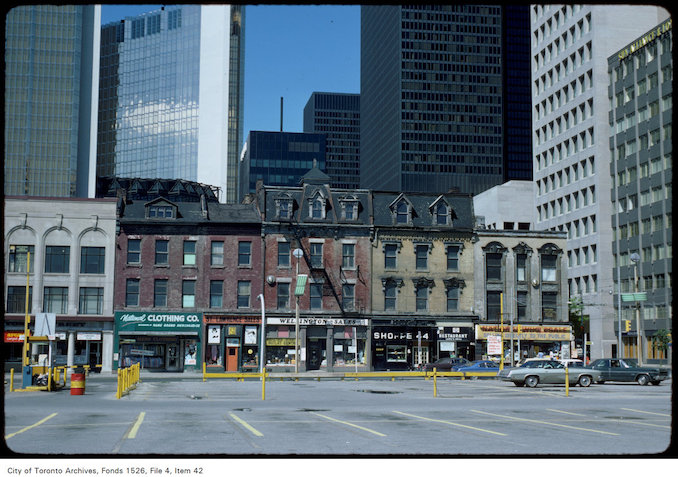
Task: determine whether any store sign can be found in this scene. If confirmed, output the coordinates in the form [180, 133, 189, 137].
[77, 332, 101, 341]
[373, 330, 430, 342]
[476, 324, 571, 341]
[268, 317, 368, 326]
[487, 335, 502, 355]
[115, 311, 202, 333]
[266, 338, 295, 346]
[438, 327, 473, 341]
[4, 332, 24, 343]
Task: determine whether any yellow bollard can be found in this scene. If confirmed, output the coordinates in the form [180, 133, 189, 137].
[565, 367, 570, 397]
[261, 371, 266, 401]
[433, 368, 438, 397]
[10, 369, 15, 392]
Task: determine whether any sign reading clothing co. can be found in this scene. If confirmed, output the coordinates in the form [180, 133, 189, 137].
[115, 311, 202, 333]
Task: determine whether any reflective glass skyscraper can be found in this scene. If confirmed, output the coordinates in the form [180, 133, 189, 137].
[360, 5, 532, 195]
[97, 5, 245, 203]
[4, 5, 101, 198]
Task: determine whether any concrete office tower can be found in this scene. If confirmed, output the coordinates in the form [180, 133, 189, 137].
[97, 5, 245, 203]
[304, 92, 360, 190]
[360, 5, 533, 195]
[608, 19, 672, 362]
[4, 5, 101, 198]
[531, 5, 669, 359]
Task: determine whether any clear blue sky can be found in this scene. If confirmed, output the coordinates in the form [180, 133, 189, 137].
[100, 4, 360, 140]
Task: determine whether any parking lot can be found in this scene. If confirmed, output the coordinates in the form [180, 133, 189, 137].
[3, 372, 673, 457]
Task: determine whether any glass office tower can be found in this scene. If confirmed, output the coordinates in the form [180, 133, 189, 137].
[97, 5, 245, 203]
[303, 92, 360, 190]
[5, 5, 101, 198]
[360, 5, 532, 195]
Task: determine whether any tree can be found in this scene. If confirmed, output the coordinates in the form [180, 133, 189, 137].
[568, 296, 589, 341]
[650, 329, 671, 357]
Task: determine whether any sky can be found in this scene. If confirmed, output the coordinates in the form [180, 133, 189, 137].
[100, 4, 360, 141]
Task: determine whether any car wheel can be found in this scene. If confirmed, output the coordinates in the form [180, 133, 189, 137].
[636, 374, 650, 386]
[525, 376, 539, 388]
[650, 380, 661, 386]
[578, 375, 592, 387]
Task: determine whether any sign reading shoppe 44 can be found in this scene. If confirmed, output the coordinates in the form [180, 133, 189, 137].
[115, 311, 202, 333]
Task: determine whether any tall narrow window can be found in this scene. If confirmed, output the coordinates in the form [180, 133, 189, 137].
[446, 287, 459, 312]
[310, 283, 323, 310]
[127, 239, 141, 264]
[237, 281, 251, 308]
[182, 280, 196, 308]
[542, 292, 558, 320]
[45, 246, 70, 273]
[342, 284, 355, 311]
[541, 255, 557, 282]
[446, 245, 460, 271]
[384, 283, 396, 311]
[126, 279, 140, 307]
[154, 279, 168, 307]
[342, 243, 355, 269]
[436, 202, 448, 225]
[517, 291, 527, 320]
[415, 286, 428, 311]
[516, 254, 527, 282]
[278, 242, 290, 267]
[384, 244, 397, 269]
[310, 242, 323, 268]
[486, 253, 502, 280]
[277, 282, 290, 310]
[415, 244, 428, 270]
[396, 202, 409, 224]
[210, 280, 223, 308]
[183, 241, 196, 265]
[210, 241, 224, 266]
[238, 241, 252, 267]
[155, 240, 169, 265]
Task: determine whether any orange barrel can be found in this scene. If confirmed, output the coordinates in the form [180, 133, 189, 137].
[70, 372, 85, 395]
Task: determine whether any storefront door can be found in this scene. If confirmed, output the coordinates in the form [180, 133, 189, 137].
[166, 343, 181, 371]
[226, 338, 239, 371]
[413, 346, 429, 369]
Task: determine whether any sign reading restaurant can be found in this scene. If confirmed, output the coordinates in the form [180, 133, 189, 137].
[115, 311, 202, 333]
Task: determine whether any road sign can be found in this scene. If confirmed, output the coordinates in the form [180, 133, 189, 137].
[294, 274, 307, 296]
[621, 292, 647, 302]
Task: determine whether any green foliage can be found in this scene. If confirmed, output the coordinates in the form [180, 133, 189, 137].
[568, 296, 589, 339]
[651, 329, 671, 353]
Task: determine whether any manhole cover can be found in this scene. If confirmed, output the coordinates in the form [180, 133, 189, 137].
[232, 408, 252, 412]
[297, 408, 330, 412]
[357, 389, 401, 394]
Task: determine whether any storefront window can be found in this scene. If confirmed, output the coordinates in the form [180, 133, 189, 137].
[333, 327, 365, 366]
[386, 345, 407, 363]
[206, 344, 222, 366]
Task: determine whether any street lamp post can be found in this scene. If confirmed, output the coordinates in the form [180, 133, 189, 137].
[292, 248, 304, 374]
[257, 294, 266, 375]
[630, 252, 643, 366]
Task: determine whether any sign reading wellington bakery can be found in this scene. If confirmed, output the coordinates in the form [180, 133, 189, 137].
[115, 311, 202, 333]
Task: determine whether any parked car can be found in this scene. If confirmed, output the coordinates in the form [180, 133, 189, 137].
[453, 360, 500, 377]
[559, 359, 585, 368]
[503, 360, 601, 388]
[496, 357, 546, 379]
[420, 357, 471, 371]
[587, 358, 668, 385]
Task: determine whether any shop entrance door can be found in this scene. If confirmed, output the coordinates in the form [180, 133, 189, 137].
[226, 338, 239, 371]
[166, 344, 181, 371]
[413, 346, 429, 369]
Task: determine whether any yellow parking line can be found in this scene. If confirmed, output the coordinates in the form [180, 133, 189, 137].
[621, 408, 670, 417]
[229, 413, 263, 437]
[471, 409, 619, 436]
[546, 408, 587, 417]
[5, 413, 58, 439]
[128, 412, 145, 439]
[311, 412, 386, 437]
[393, 411, 507, 436]
[613, 420, 670, 430]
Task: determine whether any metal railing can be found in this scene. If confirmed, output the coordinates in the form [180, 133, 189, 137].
[116, 363, 141, 399]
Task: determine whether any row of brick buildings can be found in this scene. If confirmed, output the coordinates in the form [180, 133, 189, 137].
[4, 168, 570, 373]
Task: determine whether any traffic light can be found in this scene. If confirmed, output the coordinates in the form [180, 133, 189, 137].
[624, 320, 631, 332]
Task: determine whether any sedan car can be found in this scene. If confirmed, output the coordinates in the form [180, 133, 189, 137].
[452, 360, 500, 376]
[420, 357, 471, 371]
[587, 358, 668, 385]
[504, 360, 601, 388]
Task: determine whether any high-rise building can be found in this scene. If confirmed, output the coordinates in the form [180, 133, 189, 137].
[608, 18, 672, 362]
[97, 5, 245, 203]
[4, 5, 101, 198]
[531, 4, 669, 359]
[239, 131, 326, 200]
[303, 92, 360, 190]
[360, 5, 533, 195]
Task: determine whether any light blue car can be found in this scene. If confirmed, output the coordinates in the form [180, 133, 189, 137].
[452, 360, 500, 376]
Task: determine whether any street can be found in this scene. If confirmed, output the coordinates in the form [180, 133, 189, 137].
[3, 372, 673, 459]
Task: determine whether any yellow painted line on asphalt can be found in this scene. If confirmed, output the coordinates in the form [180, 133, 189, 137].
[311, 412, 386, 437]
[612, 420, 670, 430]
[621, 408, 671, 417]
[229, 413, 264, 437]
[128, 412, 145, 439]
[393, 411, 507, 436]
[546, 408, 587, 417]
[471, 409, 619, 436]
[5, 413, 58, 439]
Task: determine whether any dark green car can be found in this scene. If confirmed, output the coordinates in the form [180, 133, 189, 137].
[587, 358, 668, 385]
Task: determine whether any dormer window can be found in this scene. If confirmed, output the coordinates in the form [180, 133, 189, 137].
[429, 196, 455, 226]
[146, 199, 177, 219]
[396, 202, 409, 224]
[339, 195, 359, 221]
[274, 193, 294, 220]
[389, 194, 414, 225]
[435, 202, 448, 225]
[307, 189, 327, 220]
